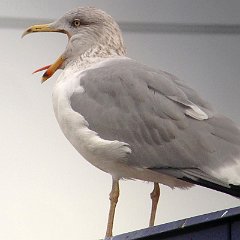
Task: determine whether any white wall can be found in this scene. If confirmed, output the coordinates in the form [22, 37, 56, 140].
[0, 1, 240, 240]
[2, 0, 240, 24]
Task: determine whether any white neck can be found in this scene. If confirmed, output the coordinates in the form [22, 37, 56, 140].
[64, 43, 126, 72]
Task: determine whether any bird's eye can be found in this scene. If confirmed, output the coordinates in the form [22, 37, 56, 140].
[72, 19, 81, 27]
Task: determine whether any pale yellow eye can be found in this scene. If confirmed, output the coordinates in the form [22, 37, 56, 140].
[72, 19, 81, 27]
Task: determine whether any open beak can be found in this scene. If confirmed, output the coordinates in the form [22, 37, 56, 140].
[22, 23, 66, 83]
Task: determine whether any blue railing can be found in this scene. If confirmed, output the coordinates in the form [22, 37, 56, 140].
[111, 206, 240, 240]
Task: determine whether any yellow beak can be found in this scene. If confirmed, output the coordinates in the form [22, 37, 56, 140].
[22, 23, 66, 82]
[33, 55, 65, 83]
[22, 23, 69, 38]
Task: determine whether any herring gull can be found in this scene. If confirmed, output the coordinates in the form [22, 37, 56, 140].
[22, 6, 240, 238]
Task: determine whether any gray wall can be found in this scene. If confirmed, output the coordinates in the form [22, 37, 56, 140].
[0, 1, 240, 240]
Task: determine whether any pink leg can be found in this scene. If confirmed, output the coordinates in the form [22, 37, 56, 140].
[149, 183, 160, 227]
[105, 178, 119, 238]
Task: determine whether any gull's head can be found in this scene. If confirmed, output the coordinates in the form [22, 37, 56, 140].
[22, 7, 126, 82]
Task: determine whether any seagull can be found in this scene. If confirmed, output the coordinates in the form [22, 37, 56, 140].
[22, 6, 240, 238]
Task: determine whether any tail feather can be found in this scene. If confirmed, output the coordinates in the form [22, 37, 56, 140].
[181, 175, 240, 198]
[151, 167, 240, 198]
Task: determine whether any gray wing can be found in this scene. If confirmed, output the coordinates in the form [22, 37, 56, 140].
[70, 58, 240, 191]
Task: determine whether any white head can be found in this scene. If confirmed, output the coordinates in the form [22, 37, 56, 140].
[22, 7, 126, 82]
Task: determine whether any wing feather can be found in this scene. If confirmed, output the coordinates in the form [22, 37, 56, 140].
[70, 58, 240, 186]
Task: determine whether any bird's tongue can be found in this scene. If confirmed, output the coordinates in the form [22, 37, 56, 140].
[33, 65, 51, 74]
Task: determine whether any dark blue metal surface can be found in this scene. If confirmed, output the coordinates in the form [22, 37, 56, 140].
[232, 221, 240, 240]
[111, 206, 240, 240]
[162, 224, 229, 240]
